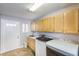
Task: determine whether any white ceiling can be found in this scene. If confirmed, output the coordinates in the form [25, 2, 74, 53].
[0, 3, 78, 20]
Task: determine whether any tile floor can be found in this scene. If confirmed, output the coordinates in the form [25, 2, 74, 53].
[0, 48, 34, 56]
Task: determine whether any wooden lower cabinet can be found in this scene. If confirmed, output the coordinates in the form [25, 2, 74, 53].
[27, 37, 35, 54]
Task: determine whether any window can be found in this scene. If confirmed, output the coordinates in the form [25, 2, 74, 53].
[6, 23, 16, 27]
[22, 23, 29, 32]
[25, 24, 29, 32]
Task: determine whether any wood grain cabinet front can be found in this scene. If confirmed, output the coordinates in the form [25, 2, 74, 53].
[27, 37, 35, 54]
[31, 8, 79, 34]
[64, 8, 79, 33]
[42, 18, 49, 32]
[47, 16, 55, 32]
[31, 22, 36, 32]
[55, 13, 64, 32]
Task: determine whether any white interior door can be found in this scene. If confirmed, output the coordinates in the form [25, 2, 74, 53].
[1, 19, 20, 53]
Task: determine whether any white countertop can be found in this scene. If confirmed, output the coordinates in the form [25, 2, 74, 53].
[46, 40, 79, 56]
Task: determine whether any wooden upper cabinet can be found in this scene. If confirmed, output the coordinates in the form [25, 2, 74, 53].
[31, 22, 36, 31]
[38, 20, 43, 32]
[55, 13, 64, 32]
[47, 16, 55, 32]
[37, 16, 55, 32]
[64, 8, 79, 33]
[42, 18, 49, 32]
[31, 8, 79, 33]
[36, 21, 40, 32]
[31, 21, 39, 32]
[45, 18, 51, 32]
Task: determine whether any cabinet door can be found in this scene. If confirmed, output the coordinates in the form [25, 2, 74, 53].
[34, 21, 39, 32]
[42, 18, 49, 32]
[45, 18, 50, 32]
[31, 22, 36, 31]
[55, 14, 64, 32]
[38, 20, 43, 32]
[36, 21, 40, 32]
[48, 16, 55, 32]
[64, 8, 79, 33]
[27, 37, 35, 52]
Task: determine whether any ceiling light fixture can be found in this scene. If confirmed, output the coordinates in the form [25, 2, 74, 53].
[29, 3, 45, 12]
